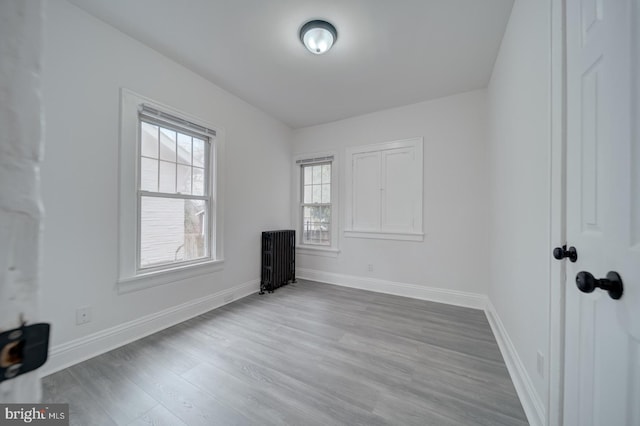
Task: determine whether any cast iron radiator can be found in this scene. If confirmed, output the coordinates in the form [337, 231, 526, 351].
[260, 230, 296, 294]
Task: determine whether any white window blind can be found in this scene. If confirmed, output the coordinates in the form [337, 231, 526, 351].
[139, 104, 216, 140]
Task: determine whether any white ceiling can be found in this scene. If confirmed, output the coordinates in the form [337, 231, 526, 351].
[67, 0, 514, 129]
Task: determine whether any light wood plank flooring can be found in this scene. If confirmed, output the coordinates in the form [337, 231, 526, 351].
[42, 280, 528, 425]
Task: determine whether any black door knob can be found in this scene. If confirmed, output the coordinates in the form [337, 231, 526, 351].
[553, 245, 578, 262]
[575, 271, 624, 300]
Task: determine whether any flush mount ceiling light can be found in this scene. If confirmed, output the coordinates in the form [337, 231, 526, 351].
[299, 20, 338, 55]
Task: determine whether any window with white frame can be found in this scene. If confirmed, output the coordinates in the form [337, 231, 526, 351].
[301, 161, 332, 245]
[118, 89, 224, 292]
[294, 154, 339, 254]
[138, 107, 213, 270]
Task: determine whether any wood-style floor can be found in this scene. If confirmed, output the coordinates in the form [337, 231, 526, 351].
[42, 280, 528, 426]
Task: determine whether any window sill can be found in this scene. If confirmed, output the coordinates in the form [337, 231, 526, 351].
[344, 230, 424, 242]
[117, 259, 225, 294]
[297, 246, 341, 258]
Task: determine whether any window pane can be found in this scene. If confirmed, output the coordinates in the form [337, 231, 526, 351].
[177, 134, 192, 165]
[302, 205, 330, 245]
[303, 166, 312, 185]
[303, 185, 312, 203]
[159, 160, 176, 193]
[192, 167, 205, 196]
[159, 128, 177, 162]
[141, 122, 158, 158]
[322, 184, 331, 203]
[321, 164, 331, 184]
[140, 197, 208, 268]
[312, 165, 321, 185]
[140, 157, 158, 191]
[312, 185, 322, 203]
[193, 138, 205, 167]
[177, 164, 192, 194]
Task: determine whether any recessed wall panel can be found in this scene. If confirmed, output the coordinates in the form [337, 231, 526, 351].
[581, 0, 603, 46]
[382, 149, 414, 231]
[581, 59, 602, 232]
[632, 4, 640, 248]
[578, 299, 597, 426]
[352, 152, 380, 230]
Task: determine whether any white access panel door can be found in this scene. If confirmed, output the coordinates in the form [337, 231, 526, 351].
[564, 0, 640, 425]
[351, 151, 381, 230]
[381, 147, 416, 232]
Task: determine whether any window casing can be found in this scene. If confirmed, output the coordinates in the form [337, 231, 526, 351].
[294, 153, 339, 256]
[118, 89, 224, 293]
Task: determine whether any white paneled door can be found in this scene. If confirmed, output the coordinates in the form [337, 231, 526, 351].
[564, 0, 640, 425]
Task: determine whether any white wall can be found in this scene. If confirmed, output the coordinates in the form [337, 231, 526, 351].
[487, 0, 551, 419]
[40, 1, 291, 358]
[292, 90, 490, 300]
[39, 8, 554, 423]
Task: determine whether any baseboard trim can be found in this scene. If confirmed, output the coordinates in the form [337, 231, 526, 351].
[485, 299, 545, 426]
[41, 272, 544, 426]
[296, 268, 487, 310]
[41, 279, 259, 377]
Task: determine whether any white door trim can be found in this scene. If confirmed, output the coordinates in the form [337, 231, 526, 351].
[548, 1, 567, 425]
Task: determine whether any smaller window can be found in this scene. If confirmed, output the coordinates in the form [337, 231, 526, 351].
[294, 153, 339, 256]
[301, 162, 332, 246]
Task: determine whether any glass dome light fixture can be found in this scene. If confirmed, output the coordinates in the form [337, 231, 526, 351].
[300, 20, 338, 55]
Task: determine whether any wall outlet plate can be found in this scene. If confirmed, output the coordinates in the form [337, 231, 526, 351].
[76, 307, 92, 325]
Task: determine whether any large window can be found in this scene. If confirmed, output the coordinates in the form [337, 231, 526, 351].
[138, 113, 212, 270]
[119, 89, 224, 292]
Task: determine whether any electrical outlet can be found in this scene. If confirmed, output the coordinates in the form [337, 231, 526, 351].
[76, 307, 92, 325]
[224, 293, 234, 303]
[367, 263, 374, 272]
[537, 351, 544, 377]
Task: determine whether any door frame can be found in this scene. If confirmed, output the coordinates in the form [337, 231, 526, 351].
[547, 0, 567, 425]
